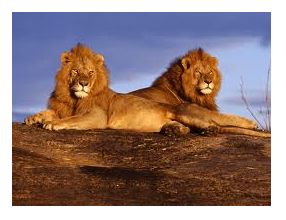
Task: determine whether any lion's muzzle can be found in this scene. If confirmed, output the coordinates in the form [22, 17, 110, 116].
[199, 81, 214, 95]
[71, 83, 91, 98]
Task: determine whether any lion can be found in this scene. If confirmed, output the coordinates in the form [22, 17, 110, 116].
[24, 44, 270, 137]
[131, 48, 220, 110]
[130, 48, 270, 136]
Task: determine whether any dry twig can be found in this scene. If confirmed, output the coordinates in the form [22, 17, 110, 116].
[240, 68, 271, 131]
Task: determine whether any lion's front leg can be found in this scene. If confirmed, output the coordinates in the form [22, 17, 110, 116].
[178, 104, 258, 129]
[212, 113, 258, 129]
[24, 109, 57, 125]
[42, 118, 95, 131]
[43, 111, 108, 131]
[43, 119, 70, 131]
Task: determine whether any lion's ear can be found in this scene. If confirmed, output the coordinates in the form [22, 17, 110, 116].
[210, 57, 218, 66]
[94, 53, 104, 65]
[61, 52, 72, 65]
[95, 53, 104, 63]
[181, 57, 192, 70]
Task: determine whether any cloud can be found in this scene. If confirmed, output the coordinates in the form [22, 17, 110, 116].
[13, 12, 271, 45]
[13, 12, 271, 82]
[221, 92, 271, 108]
[102, 35, 264, 84]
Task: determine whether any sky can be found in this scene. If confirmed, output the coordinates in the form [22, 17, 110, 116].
[12, 12, 271, 125]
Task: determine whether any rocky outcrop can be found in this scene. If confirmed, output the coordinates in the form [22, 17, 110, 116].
[12, 123, 270, 205]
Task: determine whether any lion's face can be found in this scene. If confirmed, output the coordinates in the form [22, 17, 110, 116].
[68, 59, 97, 99]
[58, 45, 108, 99]
[181, 49, 221, 98]
[189, 61, 218, 95]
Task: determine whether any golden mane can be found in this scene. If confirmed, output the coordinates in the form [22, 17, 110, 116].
[48, 43, 110, 118]
[152, 48, 222, 111]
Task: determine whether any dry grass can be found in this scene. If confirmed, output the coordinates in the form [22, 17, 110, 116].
[240, 68, 271, 131]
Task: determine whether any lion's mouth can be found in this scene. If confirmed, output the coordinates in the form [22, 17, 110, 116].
[72, 85, 90, 99]
[199, 82, 214, 95]
[200, 87, 213, 95]
[74, 90, 89, 98]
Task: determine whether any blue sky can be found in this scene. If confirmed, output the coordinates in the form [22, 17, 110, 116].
[12, 12, 271, 123]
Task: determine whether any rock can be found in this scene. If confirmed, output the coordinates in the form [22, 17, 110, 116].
[12, 122, 270, 205]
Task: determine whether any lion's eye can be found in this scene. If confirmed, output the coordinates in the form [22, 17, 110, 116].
[89, 71, 95, 76]
[71, 69, 78, 76]
[195, 71, 201, 77]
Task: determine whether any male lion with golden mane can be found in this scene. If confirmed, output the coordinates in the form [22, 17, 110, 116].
[132, 48, 221, 111]
[130, 48, 270, 137]
[25, 44, 269, 137]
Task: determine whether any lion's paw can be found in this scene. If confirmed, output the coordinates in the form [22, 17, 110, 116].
[250, 121, 259, 130]
[201, 125, 219, 136]
[235, 117, 258, 130]
[244, 119, 258, 130]
[24, 113, 44, 125]
[43, 122, 66, 131]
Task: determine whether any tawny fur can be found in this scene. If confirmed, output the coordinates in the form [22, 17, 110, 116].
[130, 48, 270, 137]
[24, 45, 270, 138]
[48, 45, 109, 118]
[131, 48, 221, 111]
[25, 44, 192, 134]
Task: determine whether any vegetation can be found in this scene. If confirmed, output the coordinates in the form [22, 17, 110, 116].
[240, 68, 271, 131]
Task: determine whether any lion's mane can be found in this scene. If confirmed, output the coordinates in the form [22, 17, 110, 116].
[48, 44, 110, 118]
[152, 48, 222, 111]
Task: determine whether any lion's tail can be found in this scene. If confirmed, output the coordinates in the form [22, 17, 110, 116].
[218, 127, 271, 138]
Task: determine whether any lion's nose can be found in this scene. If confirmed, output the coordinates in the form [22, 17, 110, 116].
[79, 80, 89, 87]
[204, 79, 212, 84]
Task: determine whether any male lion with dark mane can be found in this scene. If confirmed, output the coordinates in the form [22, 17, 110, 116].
[25, 44, 270, 137]
[130, 48, 270, 137]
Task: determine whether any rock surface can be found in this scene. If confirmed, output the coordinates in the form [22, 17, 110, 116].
[12, 122, 271, 205]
